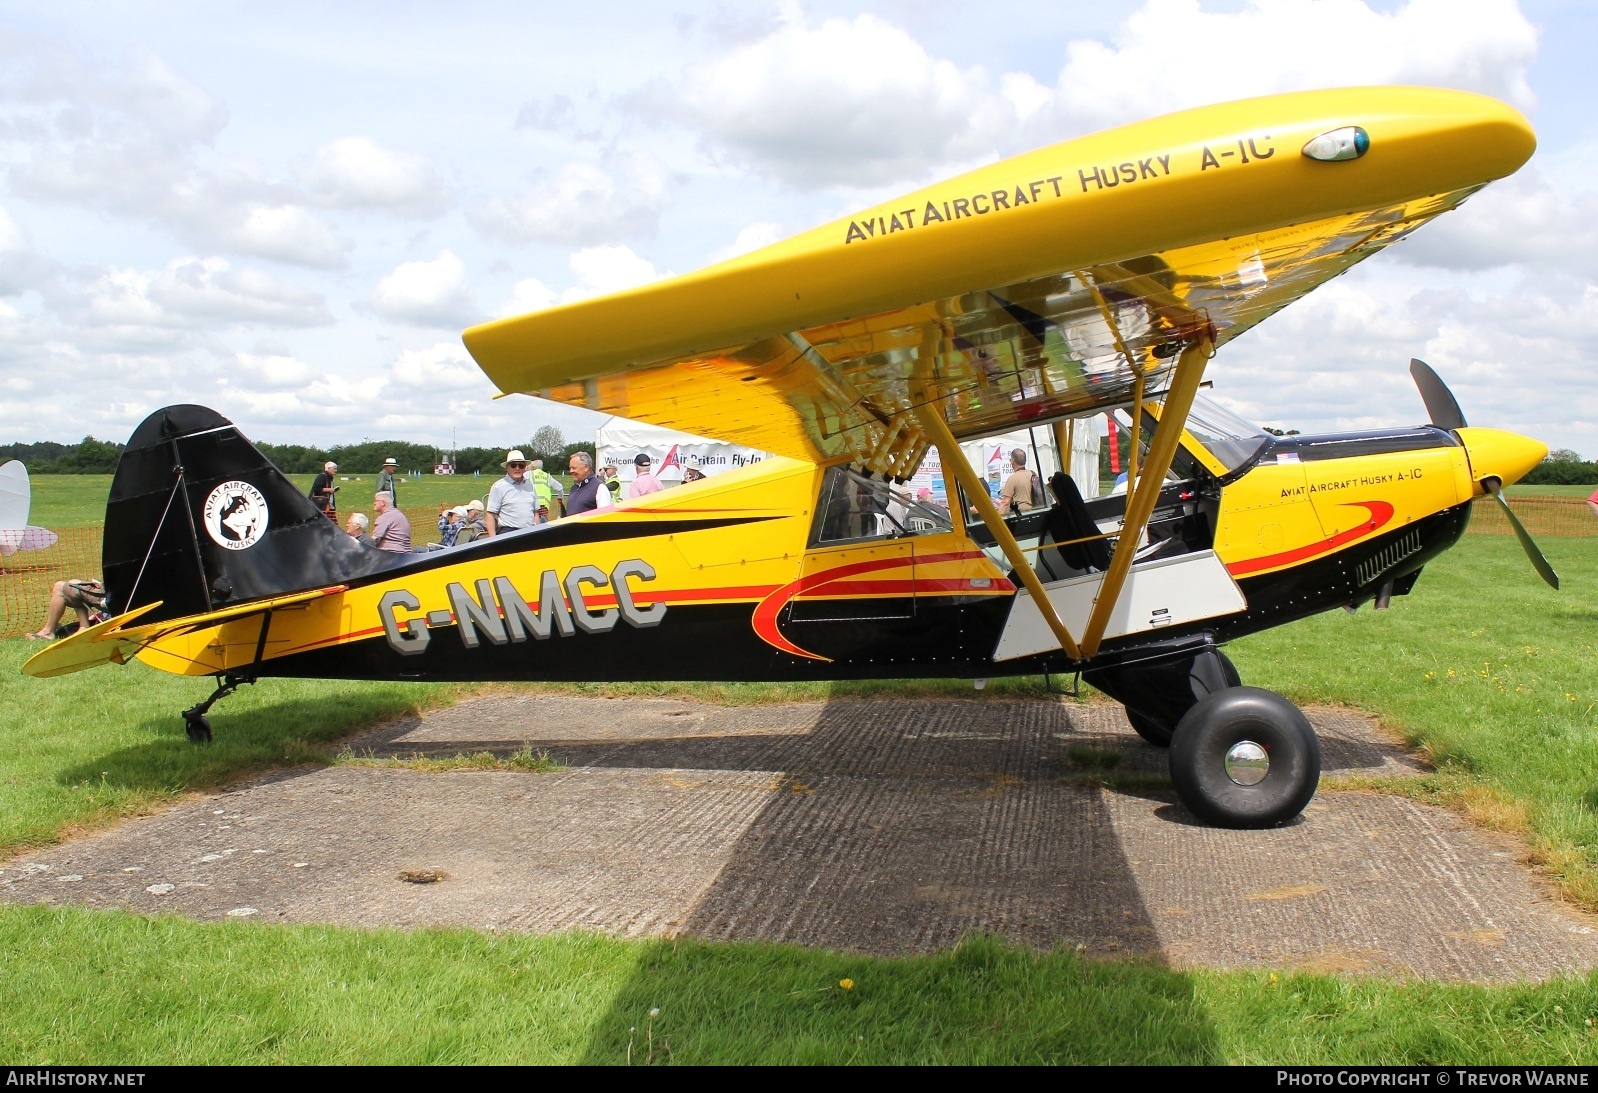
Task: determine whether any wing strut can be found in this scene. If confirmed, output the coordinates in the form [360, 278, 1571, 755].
[1078, 334, 1212, 659]
[910, 331, 1082, 662]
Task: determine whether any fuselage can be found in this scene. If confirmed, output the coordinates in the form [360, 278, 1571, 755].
[132, 414, 1540, 684]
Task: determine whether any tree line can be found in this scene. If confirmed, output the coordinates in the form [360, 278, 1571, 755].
[0, 425, 583, 476]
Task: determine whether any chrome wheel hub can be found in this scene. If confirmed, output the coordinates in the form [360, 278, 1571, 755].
[1224, 740, 1269, 786]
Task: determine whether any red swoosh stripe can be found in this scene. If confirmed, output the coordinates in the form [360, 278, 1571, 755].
[751, 550, 989, 660]
[1226, 501, 1395, 577]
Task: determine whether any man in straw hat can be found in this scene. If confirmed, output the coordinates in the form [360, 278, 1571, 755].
[375, 456, 399, 508]
[486, 449, 541, 535]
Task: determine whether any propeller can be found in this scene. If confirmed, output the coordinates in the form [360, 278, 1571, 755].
[1410, 358, 1559, 590]
[1481, 476, 1560, 589]
[1409, 358, 1467, 431]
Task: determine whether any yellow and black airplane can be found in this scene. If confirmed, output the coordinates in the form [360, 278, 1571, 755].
[26, 86, 1556, 828]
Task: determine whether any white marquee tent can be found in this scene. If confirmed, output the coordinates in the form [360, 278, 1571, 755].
[594, 417, 769, 486]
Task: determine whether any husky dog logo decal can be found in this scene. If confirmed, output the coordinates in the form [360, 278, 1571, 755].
[202, 481, 269, 550]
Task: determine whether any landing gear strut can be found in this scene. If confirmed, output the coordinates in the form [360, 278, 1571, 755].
[180, 673, 255, 743]
[1084, 642, 1240, 748]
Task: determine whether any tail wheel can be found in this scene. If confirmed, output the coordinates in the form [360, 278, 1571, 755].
[1169, 687, 1320, 828]
[183, 711, 212, 744]
[1126, 706, 1175, 747]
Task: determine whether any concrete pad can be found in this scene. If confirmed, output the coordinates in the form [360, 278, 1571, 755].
[2, 694, 1591, 981]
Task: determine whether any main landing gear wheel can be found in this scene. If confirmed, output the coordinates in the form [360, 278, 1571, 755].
[1169, 687, 1320, 828]
[1126, 707, 1175, 747]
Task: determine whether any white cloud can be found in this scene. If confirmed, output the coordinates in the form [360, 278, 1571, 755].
[383, 341, 492, 394]
[653, 12, 1014, 189]
[76, 257, 333, 331]
[1395, 161, 1598, 280]
[225, 370, 369, 428]
[493, 245, 673, 320]
[221, 204, 349, 269]
[469, 154, 671, 246]
[495, 277, 557, 318]
[231, 349, 321, 390]
[0, 42, 353, 267]
[706, 220, 785, 264]
[563, 245, 670, 302]
[368, 250, 480, 327]
[0, 204, 55, 295]
[298, 136, 449, 217]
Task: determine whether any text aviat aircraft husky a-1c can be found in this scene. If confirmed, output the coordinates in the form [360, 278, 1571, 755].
[26, 86, 1558, 828]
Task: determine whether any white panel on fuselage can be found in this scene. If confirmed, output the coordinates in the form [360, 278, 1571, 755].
[992, 550, 1247, 662]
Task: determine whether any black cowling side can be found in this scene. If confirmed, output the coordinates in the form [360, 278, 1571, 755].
[103, 405, 401, 623]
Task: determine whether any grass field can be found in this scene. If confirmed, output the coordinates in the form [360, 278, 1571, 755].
[5, 908, 1598, 1065]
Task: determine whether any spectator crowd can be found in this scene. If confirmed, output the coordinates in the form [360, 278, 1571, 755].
[320, 447, 707, 556]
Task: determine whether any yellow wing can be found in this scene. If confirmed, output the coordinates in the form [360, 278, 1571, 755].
[463, 86, 1533, 468]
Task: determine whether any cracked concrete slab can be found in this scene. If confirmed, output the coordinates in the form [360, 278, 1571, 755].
[3, 694, 1589, 981]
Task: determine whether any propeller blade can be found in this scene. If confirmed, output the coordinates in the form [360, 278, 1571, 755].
[1483, 478, 1560, 589]
[1410, 358, 1468, 431]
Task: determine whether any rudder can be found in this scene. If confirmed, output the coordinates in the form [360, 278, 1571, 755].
[104, 405, 396, 623]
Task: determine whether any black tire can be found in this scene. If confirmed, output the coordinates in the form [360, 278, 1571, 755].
[1168, 687, 1319, 828]
[1126, 706, 1175, 747]
[184, 713, 212, 743]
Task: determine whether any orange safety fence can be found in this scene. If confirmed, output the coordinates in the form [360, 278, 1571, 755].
[2, 500, 1590, 641]
[0, 527, 104, 641]
[1468, 496, 1598, 539]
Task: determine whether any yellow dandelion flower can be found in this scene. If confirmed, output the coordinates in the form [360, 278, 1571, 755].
[839, 978, 854, 990]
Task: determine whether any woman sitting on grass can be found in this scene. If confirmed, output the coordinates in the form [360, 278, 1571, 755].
[26, 578, 108, 640]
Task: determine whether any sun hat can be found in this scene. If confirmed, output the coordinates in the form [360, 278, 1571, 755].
[382, 457, 398, 467]
[466, 499, 484, 512]
[502, 449, 528, 465]
[450, 505, 469, 517]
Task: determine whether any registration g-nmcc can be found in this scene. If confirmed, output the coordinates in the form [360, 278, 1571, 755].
[380, 558, 665, 655]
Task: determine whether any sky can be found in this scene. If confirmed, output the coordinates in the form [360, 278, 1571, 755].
[0, 0, 1594, 455]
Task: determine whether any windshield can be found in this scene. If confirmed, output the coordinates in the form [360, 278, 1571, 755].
[1181, 394, 1270, 473]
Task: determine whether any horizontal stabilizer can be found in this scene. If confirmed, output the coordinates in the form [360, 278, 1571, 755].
[22, 585, 347, 678]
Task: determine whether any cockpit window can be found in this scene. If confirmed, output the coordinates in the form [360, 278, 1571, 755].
[811, 465, 954, 545]
[1181, 394, 1270, 473]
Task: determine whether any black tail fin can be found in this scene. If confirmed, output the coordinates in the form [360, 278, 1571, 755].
[104, 405, 394, 623]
